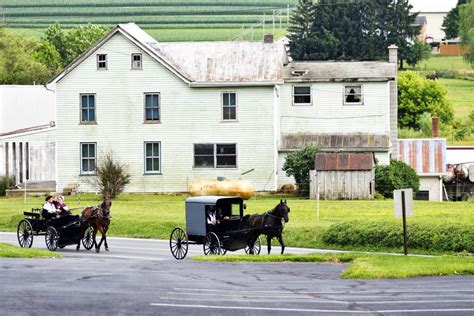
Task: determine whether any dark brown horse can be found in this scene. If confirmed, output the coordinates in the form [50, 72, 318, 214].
[244, 200, 290, 254]
[77, 194, 112, 253]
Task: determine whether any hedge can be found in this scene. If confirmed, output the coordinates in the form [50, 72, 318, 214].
[322, 221, 474, 253]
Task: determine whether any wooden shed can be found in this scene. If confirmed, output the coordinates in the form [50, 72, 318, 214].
[310, 152, 375, 200]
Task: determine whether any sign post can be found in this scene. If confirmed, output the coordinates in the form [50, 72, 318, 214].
[394, 188, 413, 255]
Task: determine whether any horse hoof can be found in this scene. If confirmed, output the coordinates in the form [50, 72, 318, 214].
[95, 249, 100, 253]
[105, 248, 109, 252]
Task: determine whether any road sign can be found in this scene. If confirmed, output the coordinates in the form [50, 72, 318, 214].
[394, 188, 413, 219]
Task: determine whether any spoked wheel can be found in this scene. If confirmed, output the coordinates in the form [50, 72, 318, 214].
[45, 227, 59, 251]
[203, 232, 221, 256]
[221, 249, 227, 255]
[245, 236, 262, 255]
[170, 227, 189, 260]
[17, 219, 34, 248]
[82, 225, 95, 250]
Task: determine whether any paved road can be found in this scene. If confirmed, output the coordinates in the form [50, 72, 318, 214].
[1, 232, 474, 315]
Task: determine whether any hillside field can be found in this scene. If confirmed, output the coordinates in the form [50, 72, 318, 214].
[0, 0, 297, 41]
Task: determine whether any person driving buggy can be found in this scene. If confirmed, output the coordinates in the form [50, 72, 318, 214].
[42, 195, 59, 220]
[54, 194, 71, 216]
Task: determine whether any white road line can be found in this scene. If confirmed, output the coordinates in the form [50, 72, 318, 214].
[150, 303, 474, 313]
[172, 287, 474, 295]
[166, 292, 314, 299]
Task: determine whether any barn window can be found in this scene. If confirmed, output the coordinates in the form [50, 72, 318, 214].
[80, 94, 96, 123]
[144, 142, 161, 173]
[222, 92, 237, 121]
[194, 144, 237, 168]
[144, 93, 160, 122]
[80, 143, 97, 175]
[216, 144, 237, 168]
[344, 85, 363, 105]
[131, 53, 142, 69]
[293, 86, 312, 105]
[97, 54, 107, 70]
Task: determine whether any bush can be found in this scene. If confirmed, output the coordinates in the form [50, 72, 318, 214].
[322, 221, 474, 253]
[94, 153, 131, 199]
[0, 177, 8, 196]
[282, 145, 319, 197]
[375, 160, 419, 198]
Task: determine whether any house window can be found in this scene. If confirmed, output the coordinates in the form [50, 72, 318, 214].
[344, 85, 363, 104]
[144, 142, 161, 173]
[97, 54, 107, 70]
[80, 143, 97, 175]
[222, 92, 237, 120]
[293, 86, 311, 105]
[80, 94, 96, 123]
[144, 93, 160, 122]
[194, 144, 237, 168]
[132, 53, 142, 69]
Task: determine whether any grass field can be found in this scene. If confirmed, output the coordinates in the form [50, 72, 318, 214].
[1, 194, 473, 254]
[194, 253, 474, 279]
[1, 0, 296, 41]
[417, 56, 472, 71]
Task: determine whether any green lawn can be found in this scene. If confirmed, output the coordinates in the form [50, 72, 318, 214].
[439, 78, 474, 119]
[194, 253, 474, 279]
[2, 194, 474, 254]
[417, 56, 473, 71]
[0, 242, 62, 258]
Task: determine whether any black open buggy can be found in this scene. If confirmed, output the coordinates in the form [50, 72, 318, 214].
[17, 208, 95, 251]
[169, 196, 261, 260]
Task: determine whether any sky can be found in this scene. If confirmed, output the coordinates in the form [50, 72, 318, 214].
[409, 0, 458, 12]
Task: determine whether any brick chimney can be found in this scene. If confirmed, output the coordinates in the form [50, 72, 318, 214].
[432, 115, 439, 138]
[388, 44, 399, 159]
[264, 34, 274, 44]
[388, 44, 398, 64]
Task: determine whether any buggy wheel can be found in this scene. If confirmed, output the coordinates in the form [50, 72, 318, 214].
[17, 219, 33, 248]
[245, 237, 262, 255]
[45, 227, 59, 251]
[221, 249, 227, 255]
[203, 232, 221, 256]
[82, 225, 95, 250]
[170, 227, 188, 260]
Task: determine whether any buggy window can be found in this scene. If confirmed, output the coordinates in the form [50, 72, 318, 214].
[230, 203, 240, 217]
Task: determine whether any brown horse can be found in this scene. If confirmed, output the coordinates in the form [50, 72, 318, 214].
[77, 194, 112, 253]
[244, 200, 290, 254]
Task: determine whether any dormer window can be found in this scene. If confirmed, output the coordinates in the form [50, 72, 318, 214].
[132, 53, 142, 69]
[97, 54, 107, 70]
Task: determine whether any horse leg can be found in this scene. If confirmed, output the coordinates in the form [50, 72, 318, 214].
[277, 234, 285, 254]
[267, 235, 272, 254]
[96, 227, 105, 253]
[103, 226, 109, 251]
[76, 225, 84, 251]
[93, 227, 99, 252]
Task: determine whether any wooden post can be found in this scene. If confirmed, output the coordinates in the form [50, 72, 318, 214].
[5, 142, 9, 187]
[12, 142, 16, 185]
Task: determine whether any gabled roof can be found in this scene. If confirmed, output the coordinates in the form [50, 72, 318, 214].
[48, 23, 287, 86]
[284, 61, 396, 82]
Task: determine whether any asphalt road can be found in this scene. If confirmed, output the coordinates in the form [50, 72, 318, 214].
[1, 232, 474, 315]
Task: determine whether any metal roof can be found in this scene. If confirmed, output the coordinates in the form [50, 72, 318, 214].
[185, 196, 241, 204]
[315, 152, 374, 171]
[284, 61, 396, 82]
[281, 133, 390, 151]
[398, 139, 446, 175]
[153, 41, 287, 84]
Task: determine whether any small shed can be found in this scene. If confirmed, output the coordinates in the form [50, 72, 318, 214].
[310, 152, 375, 200]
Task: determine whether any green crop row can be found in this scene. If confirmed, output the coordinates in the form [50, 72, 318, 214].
[0, 0, 297, 7]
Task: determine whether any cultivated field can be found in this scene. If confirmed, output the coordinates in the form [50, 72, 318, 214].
[1, 194, 473, 254]
[0, 0, 296, 41]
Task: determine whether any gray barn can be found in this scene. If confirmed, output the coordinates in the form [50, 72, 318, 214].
[310, 152, 375, 200]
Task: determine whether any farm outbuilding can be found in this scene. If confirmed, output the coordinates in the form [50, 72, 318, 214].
[309, 152, 375, 200]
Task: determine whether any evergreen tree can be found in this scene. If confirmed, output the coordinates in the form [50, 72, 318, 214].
[288, 0, 316, 60]
[442, 0, 468, 40]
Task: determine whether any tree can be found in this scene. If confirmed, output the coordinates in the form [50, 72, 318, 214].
[375, 160, 419, 198]
[459, 1, 474, 65]
[405, 39, 432, 68]
[94, 152, 131, 199]
[288, 0, 419, 64]
[0, 28, 53, 84]
[442, 0, 468, 39]
[282, 145, 319, 196]
[398, 71, 454, 129]
[44, 23, 109, 66]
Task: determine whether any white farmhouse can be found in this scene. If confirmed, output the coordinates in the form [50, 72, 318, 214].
[2, 23, 398, 194]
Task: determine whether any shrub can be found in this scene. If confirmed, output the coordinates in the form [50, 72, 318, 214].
[0, 177, 8, 196]
[282, 145, 319, 197]
[322, 221, 474, 253]
[94, 153, 131, 199]
[375, 160, 419, 198]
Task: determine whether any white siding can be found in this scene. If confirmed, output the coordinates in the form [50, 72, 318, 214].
[279, 82, 390, 136]
[55, 33, 276, 193]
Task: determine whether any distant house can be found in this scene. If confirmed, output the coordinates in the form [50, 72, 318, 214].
[1, 23, 398, 194]
[414, 16, 428, 42]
